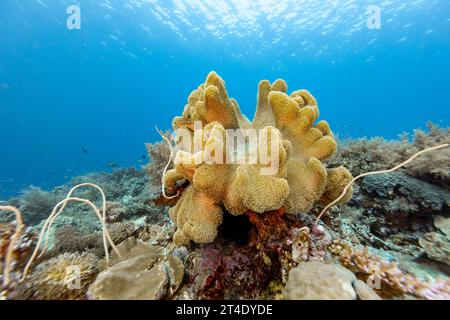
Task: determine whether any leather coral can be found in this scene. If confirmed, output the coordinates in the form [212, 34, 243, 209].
[161, 71, 353, 246]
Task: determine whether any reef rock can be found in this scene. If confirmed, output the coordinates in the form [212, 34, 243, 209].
[161, 71, 353, 245]
[361, 172, 449, 214]
[434, 215, 450, 236]
[283, 261, 380, 300]
[87, 237, 184, 300]
[419, 232, 450, 266]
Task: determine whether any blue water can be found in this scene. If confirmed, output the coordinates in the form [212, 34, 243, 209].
[0, 0, 449, 199]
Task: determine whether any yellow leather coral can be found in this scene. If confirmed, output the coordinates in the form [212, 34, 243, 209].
[162, 71, 353, 246]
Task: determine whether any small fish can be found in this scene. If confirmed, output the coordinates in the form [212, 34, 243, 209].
[142, 154, 147, 159]
[81, 148, 89, 154]
[105, 163, 119, 169]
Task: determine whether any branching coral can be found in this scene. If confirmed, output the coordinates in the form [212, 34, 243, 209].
[329, 122, 450, 186]
[409, 123, 450, 181]
[329, 240, 450, 299]
[54, 225, 104, 256]
[145, 138, 171, 184]
[161, 71, 353, 245]
[70, 168, 151, 201]
[17, 187, 57, 225]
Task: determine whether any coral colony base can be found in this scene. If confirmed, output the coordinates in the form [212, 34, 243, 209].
[1, 72, 449, 300]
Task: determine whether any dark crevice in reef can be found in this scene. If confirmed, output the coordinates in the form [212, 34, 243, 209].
[216, 210, 253, 246]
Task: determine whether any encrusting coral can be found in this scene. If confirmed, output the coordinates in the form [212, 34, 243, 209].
[162, 71, 353, 245]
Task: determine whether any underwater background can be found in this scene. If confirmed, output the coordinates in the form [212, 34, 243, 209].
[1, 0, 450, 301]
[0, 0, 449, 198]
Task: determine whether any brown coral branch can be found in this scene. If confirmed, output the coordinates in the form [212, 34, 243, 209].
[0, 206, 24, 287]
[315, 143, 449, 226]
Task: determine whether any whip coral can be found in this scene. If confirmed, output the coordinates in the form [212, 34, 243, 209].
[21, 183, 122, 281]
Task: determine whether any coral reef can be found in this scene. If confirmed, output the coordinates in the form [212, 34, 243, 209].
[53, 221, 140, 259]
[418, 232, 450, 266]
[145, 140, 171, 183]
[283, 261, 380, 300]
[361, 172, 448, 214]
[134, 223, 175, 245]
[163, 71, 353, 245]
[0, 66, 448, 303]
[69, 168, 151, 201]
[1, 166, 176, 300]
[0, 222, 35, 286]
[325, 133, 449, 265]
[179, 209, 334, 300]
[329, 122, 450, 187]
[10, 187, 58, 225]
[185, 209, 296, 299]
[53, 225, 105, 256]
[19, 183, 123, 281]
[11, 252, 99, 300]
[329, 240, 450, 299]
[69, 169, 168, 225]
